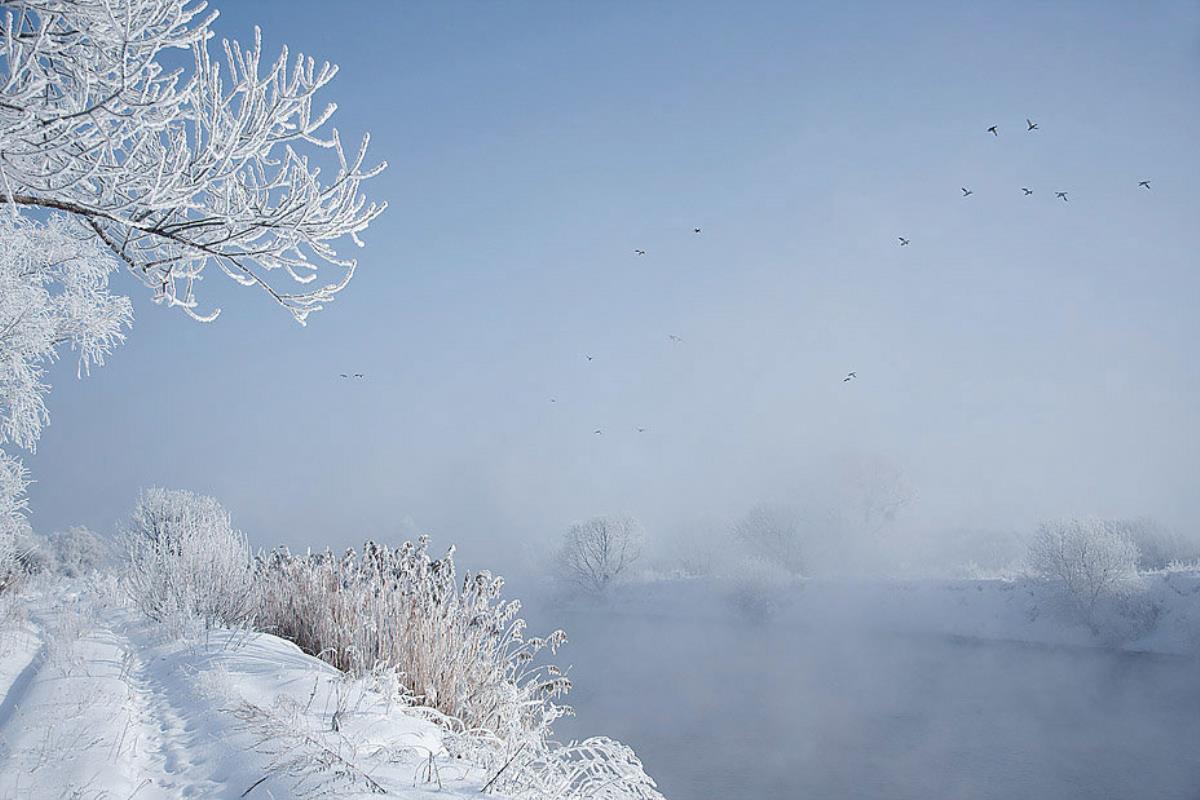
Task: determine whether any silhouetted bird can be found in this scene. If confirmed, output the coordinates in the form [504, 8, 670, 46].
[353, 373, 364, 379]
[634, 249, 646, 256]
[987, 125, 998, 136]
[550, 398, 557, 403]
[693, 228, 702, 234]
[1055, 191, 1069, 202]
[1139, 180, 1151, 190]
[636, 427, 647, 433]
[1026, 118, 1038, 131]
[668, 334, 684, 343]
[1022, 187, 1033, 196]
[961, 187, 974, 197]
[586, 355, 593, 361]
[843, 371, 857, 382]
[898, 237, 910, 246]
[339, 373, 349, 378]
[594, 429, 603, 435]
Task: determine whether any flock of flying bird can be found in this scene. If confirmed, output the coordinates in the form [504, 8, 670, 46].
[898, 117, 1153, 252]
[341, 116, 1154, 438]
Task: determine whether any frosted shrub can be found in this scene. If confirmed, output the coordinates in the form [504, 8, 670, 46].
[481, 736, 664, 800]
[121, 488, 257, 628]
[256, 537, 570, 744]
[44, 526, 110, 577]
[255, 538, 667, 798]
[1027, 518, 1140, 628]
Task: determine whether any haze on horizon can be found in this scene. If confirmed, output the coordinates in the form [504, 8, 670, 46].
[24, 0, 1200, 572]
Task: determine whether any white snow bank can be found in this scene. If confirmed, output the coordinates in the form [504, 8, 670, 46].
[0, 583, 497, 799]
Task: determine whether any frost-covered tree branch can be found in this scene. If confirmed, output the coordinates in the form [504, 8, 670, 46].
[0, 451, 32, 590]
[0, 216, 131, 452]
[0, 0, 386, 324]
[0, 215, 130, 581]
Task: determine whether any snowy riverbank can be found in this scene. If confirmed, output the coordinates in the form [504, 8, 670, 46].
[0, 582, 494, 799]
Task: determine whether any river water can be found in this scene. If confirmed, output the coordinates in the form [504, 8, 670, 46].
[532, 598, 1200, 800]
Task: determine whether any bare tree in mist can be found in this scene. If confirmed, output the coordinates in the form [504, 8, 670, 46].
[557, 516, 644, 594]
[734, 504, 806, 576]
[843, 455, 914, 535]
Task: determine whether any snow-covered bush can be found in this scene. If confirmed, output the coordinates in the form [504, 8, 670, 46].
[256, 537, 570, 746]
[44, 526, 111, 578]
[479, 736, 664, 800]
[556, 516, 644, 594]
[121, 488, 257, 628]
[1027, 518, 1140, 627]
[4, 525, 110, 580]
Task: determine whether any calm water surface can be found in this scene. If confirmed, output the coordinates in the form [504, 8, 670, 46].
[531, 599, 1200, 800]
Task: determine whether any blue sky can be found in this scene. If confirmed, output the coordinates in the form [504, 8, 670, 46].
[26, 1, 1200, 569]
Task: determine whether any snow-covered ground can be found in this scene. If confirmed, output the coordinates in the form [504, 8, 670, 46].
[0, 582, 494, 799]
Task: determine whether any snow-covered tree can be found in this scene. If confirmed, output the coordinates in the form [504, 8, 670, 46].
[0, 1, 382, 551]
[0, 215, 131, 578]
[0, 0, 385, 324]
[122, 487, 257, 627]
[0, 452, 31, 591]
[556, 516, 643, 594]
[1027, 518, 1139, 618]
[0, 216, 132, 452]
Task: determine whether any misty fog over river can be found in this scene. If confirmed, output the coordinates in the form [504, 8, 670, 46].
[529, 594, 1200, 800]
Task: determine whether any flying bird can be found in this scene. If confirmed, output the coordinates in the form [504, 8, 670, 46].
[1055, 191, 1069, 202]
[668, 334, 684, 344]
[634, 249, 646, 256]
[339, 373, 349, 378]
[586, 355, 594, 362]
[961, 187, 974, 197]
[1026, 118, 1038, 131]
[636, 427, 647, 433]
[987, 125, 998, 136]
[1022, 187, 1033, 196]
[549, 398, 557, 404]
[693, 228, 702, 234]
[1138, 180, 1151, 190]
[898, 237, 910, 246]
[843, 371, 857, 382]
[594, 429, 603, 435]
[353, 373, 364, 379]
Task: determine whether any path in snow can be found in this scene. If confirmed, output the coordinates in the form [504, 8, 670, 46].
[0, 587, 489, 799]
